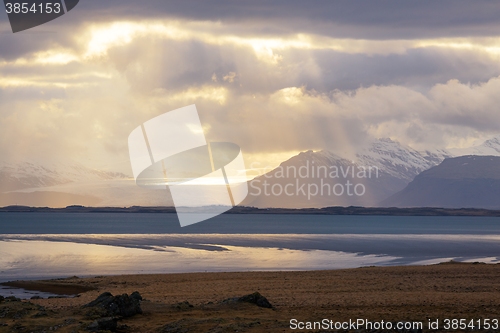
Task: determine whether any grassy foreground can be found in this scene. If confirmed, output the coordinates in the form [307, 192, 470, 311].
[1, 262, 500, 332]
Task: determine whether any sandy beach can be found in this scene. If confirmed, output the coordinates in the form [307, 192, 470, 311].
[1, 262, 500, 332]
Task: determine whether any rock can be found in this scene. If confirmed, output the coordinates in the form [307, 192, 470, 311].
[86, 292, 113, 306]
[64, 318, 77, 325]
[83, 292, 142, 318]
[237, 292, 272, 308]
[4, 296, 20, 302]
[32, 311, 48, 318]
[0, 296, 4, 303]
[174, 301, 193, 310]
[158, 322, 190, 333]
[87, 317, 118, 332]
[30, 296, 43, 300]
[130, 291, 142, 302]
[222, 292, 273, 308]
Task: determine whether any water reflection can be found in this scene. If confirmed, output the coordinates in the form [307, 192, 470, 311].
[1, 233, 499, 283]
[0, 239, 396, 281]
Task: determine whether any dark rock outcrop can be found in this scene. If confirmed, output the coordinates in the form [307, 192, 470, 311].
[4, 296, 20, 302]
[87, 317, 118, 332]
[238, 292, 272, 308]
[174, 301, 193, 310]
[223, 292, 273, 308]
[83, 291, 142, 318]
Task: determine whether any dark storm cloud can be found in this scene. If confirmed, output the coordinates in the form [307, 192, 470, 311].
[0, 17, 79, 60]
[301, 48, 500, 91]
[30, 0, 500, 39]
[0, 32, 62, 60]
[3, 1, 499, 39]
[105, 35, 500, 95]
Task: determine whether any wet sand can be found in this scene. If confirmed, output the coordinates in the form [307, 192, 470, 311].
[1, 262, 500, 332]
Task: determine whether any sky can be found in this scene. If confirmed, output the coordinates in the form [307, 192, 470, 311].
[2, 1, 500, 174]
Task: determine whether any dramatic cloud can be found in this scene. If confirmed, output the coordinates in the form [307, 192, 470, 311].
[1, 2, 500, 173]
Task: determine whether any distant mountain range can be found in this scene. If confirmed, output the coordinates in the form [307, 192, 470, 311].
[0, 161, 128, 192]
[242, 138, 450, 208]
[381, 155, 500, 209]
[243, 137, 500, 208]
[3, 137, 500, 208]
[0, 161, 139, 207]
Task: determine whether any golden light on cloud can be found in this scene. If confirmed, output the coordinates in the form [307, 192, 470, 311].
[275, 87, 304, 106]
[415, 38, 500, 57]
[0, 77, 71, 88]
[82, 21, 189, 58]
[3, 19, 500, 94]
[75, 20, 500, 63]
[3, 15, 500, 175]
[152, 86, 229, 105]
[0, 51, 78, 67]
[33, 50, 79, 65]
[84, 22, 138, 57]
[0, 72, 112, 88]
[0, 21, 500, 77]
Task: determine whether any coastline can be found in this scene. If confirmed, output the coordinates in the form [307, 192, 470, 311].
[3, 205, 500, 216]
[1, 262, 500, 332]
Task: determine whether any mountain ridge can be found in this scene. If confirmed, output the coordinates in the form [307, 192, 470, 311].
[3, 136, 500, 208]
[381, 155, 500, 209]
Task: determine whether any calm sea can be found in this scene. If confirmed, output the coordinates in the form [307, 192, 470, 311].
[1, 212, 500, 297]
[2, 212, 500, 234]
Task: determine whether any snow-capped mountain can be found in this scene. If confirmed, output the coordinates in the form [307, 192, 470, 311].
[244, 137, 498, 208]
[319, 136, 500, 184]
[448, 137, 500, 157]
[343, 138, 452, 182]
[0, 159, 178, 208]
[4, 136, 500, 208]
[0, 161, 128, 192]
[243, 146, 410, 208]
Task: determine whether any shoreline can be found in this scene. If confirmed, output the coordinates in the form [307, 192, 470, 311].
[2, 261, 498, 297]
[0, 260, 500, 295]
[3, 205, 500, 216]
[1, 279, 95, 296]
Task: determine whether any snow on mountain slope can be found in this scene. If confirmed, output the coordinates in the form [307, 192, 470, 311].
[244, 137, 497, 208]
[448, 137, 500, 157]
[318, 138, 453, 182]
[0, 160, 129, 192]
[244, 139, 446, 208]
